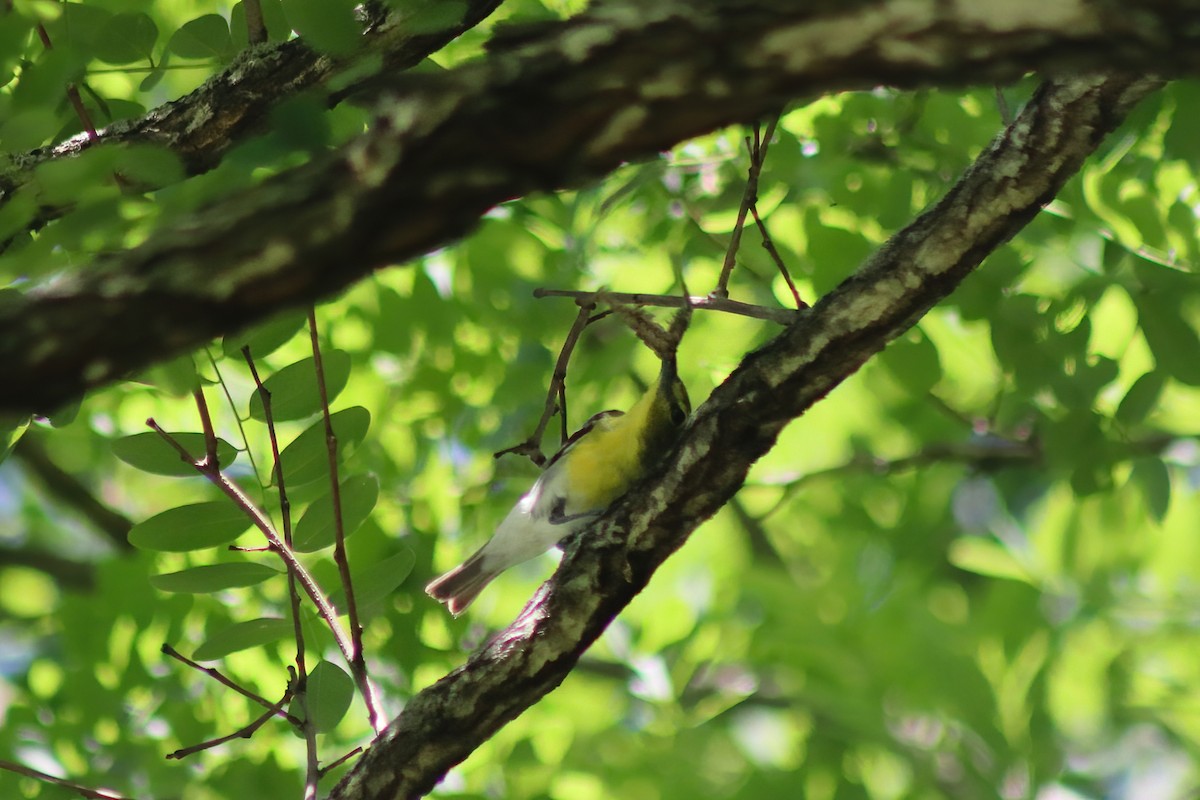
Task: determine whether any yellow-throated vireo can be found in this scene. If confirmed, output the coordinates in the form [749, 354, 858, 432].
[426, 357, 691, 615]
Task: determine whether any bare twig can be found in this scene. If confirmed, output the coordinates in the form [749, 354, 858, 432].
[533, 289, 799, 325]
[0, 758, 127, 800]
[241, 343, 314, 784]
[750, 204, 806, 309]
[243, 0, 268, 44]
[192, 388, 219, 466]
[494, 292, 599, 464]
[161, 643, 301, 725]
[320, 747, 364, 777]
[715, 117, 780, 296]
[31, 22, 98, 142]
[166, 688, 293, 760]
[307, 309, 384, 733]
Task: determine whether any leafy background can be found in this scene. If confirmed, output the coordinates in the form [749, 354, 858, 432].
[2, 1, 1200, 799]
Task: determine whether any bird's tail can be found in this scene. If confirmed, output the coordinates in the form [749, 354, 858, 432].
[425, 551, 497, 616]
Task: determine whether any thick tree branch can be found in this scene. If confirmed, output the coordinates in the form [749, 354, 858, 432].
[0, 0, 503, 233]
[327, 72, 1161, 800]
[0, 1, 1191, 413]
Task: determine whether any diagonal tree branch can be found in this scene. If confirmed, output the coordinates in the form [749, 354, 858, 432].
[0, 1, 1194, 414]
[326, 71, 1161, 800]
[0, 0, 503, 234]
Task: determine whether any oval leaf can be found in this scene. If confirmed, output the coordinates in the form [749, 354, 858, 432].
[193, 617, 293, 661]
[129, 501, 252, 552]
[112, 432, 238, 476]
[279, 407, 370, 487]
[150, 562, 279, 593]
[947, 538, 1032, 584]
[1116, 371, 1165, 427]
[222, 311, 306, 359]
[293, 473, 379, 552]
[304, 660, 354, 732]
[248, 351, 352, 423]
[327, 549, 415, 612]
[95, 11, 157, 64]
[168, 14, 234, 61]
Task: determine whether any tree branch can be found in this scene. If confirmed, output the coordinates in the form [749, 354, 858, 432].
[327, 72, 1162, 800]
[0, 0, 504, 235]
[0, 1, 1190, 413]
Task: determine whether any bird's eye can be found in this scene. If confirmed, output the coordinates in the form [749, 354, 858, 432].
[670, 406, 687, 426]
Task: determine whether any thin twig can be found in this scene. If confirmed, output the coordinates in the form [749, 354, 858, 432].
[715, 118, 777, 296]
[166, 689, 292, 760]
[161, 643, 301, 725]
[750, 204, 806, 309]
[307, 309, 383, 733]
[319, 747, 364, 778]
[145, 420, 361, 683]
[192, 388, 219, 466]
[0, 759, 127, 799]
[243, 346, 309, 698]
[533, 289, 799, 325]
[243, 0, 267, 44]
[207, 347, 262, 495]
[494, 293, 599, 464]
[32, 22, 98, 141]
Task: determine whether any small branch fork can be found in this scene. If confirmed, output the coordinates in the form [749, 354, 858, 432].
[507, 117, 802, 463]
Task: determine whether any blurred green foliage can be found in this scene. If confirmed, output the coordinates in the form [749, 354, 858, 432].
[1, 1, 1200, 799]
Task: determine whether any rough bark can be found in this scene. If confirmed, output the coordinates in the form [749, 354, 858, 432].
[327, 72, 1161, 800]
[0, 0, 1195, 413]
[0, 0, 504, 232]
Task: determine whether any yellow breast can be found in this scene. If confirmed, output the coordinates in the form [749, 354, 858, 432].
[561, 387, 658, 514]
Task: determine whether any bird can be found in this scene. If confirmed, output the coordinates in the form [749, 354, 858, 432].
[425, 357, 691, 615]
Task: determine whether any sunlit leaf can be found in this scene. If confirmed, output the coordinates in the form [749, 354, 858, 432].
[247, 351, 352, 422]
[193, 617, 293, 661]
[112, 432, 238, 476]
[301, 660, 354, 732]
[94, 12, 157, 64]
[293, 473, 379, 552]
[279, 407, 370, 486]
[129, 501, 253, 551]
[150, 562, 280, 593]
[327, 549, 415, 611]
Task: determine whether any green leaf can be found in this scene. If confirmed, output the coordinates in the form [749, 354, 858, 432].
[129, 501, 253, 552]
[1130, 457, 1171, 523]
[293, 473, 379, 552]
[94, 12, 157, 65]
[112, 431, 238, 476]
[113, 143, 186, 188]
[947, 538, 1032, 584]
[302, 660, 354, 732]
[150, 562, 279, 593]
[279, 407, 370, 487]
[0, 108, 60, 150]
[168, 15, 235, 61]
[1116, 371, 1165, 427]
[222, 311, 307, 359]
[138, 352, 200, 396]
[193, 617, 292, 661]
[1133, 290, 1200, 386]
[279, 0, 361, 55]
[327, 549, 415, 611]
[248, 351, 352, 423]
[0, 417, 30, 464]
